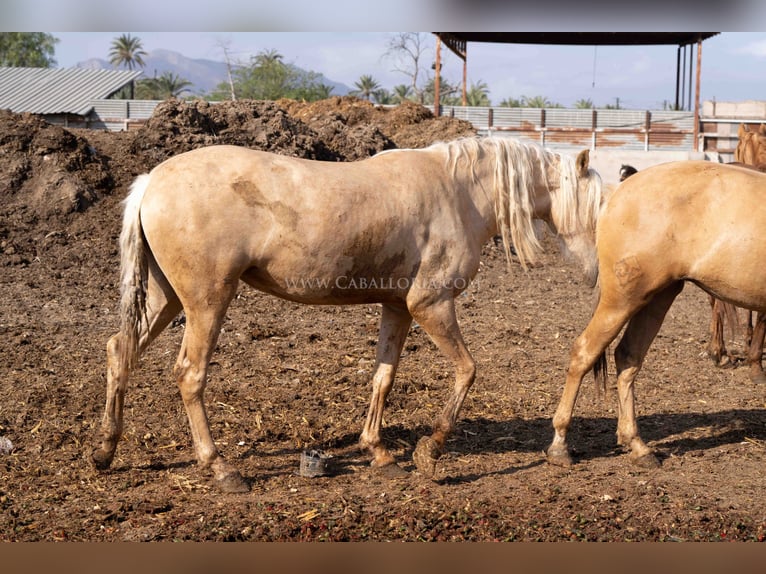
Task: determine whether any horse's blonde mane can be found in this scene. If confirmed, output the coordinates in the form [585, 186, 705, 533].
[434, 137, 602, 270]
[376, 137, 602, 273]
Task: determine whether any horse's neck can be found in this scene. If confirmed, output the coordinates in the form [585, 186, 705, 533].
[465, 161, 503, 243]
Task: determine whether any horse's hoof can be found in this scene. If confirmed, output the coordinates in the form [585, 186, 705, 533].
[630, 452, 660, 469]
[91, 448, 114, 471]
[413, 436, 441, 478]
[545, 445, 573, 467]
[372, 462, 409, 479]
[749, 371, 766, 385]
[216, 470, 250, 493]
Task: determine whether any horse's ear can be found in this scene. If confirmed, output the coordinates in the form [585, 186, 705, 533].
[575, 149, 590, 178]
[739, 123, 750, 138]
[759, 124, 766, 136]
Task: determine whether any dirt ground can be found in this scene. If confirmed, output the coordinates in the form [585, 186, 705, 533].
[1, 97, 765, 542]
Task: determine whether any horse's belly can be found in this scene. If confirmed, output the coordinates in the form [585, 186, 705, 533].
[691, 270, 766, 312]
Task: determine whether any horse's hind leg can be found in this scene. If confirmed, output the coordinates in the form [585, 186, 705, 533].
[174, 291, 249, 493]
[93, 258, 182, 469]
[359, 303, 412, 471]
[547, 300, 636, 467]
[407, 296, 476, 478]
[613, 282, 682, 468]
[747, 311, 766, 385]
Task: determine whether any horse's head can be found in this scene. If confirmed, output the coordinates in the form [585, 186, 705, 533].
[543, 148, 603, 287]
[619, 164, 638, 181]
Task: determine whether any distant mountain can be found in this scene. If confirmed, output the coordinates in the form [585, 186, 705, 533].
[76, 48, 352, 98]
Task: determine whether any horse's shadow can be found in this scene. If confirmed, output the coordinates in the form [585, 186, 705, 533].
[101, 407, 766, 485]
[246, 407, 766, 483]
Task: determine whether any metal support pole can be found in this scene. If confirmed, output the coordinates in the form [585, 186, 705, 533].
[434, 36, 441, 117]
[694, 38, 702, 152]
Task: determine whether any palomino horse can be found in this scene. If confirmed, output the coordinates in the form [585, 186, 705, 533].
[92, 138, 604, 492]
[546, 160, 766, 469]
[706, 123, 766, 384]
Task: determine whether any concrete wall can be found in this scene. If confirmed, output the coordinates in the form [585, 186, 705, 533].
[703, 100, 766, 119]
[568, 149, 713, 187]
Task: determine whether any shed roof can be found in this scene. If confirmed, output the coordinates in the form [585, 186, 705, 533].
[436, 33, 719, 58]
[0, 67, 143, 116]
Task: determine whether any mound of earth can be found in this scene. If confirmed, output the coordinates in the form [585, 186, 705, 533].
[0, 97, 476, 268]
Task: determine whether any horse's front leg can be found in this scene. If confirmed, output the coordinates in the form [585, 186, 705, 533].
[359, 303, 412, 471]
[175, 302, 249, 493]
[407, 296, 476, 478]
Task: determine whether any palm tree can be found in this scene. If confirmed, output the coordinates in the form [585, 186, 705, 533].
[109, 33, 147, 99]
[254, 49, 283, 68]
[392, 84, 412, 103]
[351, 75, 380, 101]
[108, 33, 147, 71]
[152, 72, 193, 98]
[499, 96, 522, 108]
[465, 80, 490, 107]
[521, 95, 552, 108]
[574, 98, 594, 109]
[373, 88, 394, 105]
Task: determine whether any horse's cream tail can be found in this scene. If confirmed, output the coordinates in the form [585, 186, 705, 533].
[93, 174, 151, 471]
[118, 173, 151, 369]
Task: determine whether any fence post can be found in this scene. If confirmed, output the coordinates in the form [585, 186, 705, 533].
[591, 109, 597, 150]
[540, 109, 546, 147]
[488, 107, 494, 130]
[644, 110, 651, 151]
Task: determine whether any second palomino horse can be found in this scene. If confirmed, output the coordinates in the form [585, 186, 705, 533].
[547, 160, 766, 470]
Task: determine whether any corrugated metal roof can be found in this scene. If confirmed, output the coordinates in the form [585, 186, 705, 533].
[0, 67, 143, 116]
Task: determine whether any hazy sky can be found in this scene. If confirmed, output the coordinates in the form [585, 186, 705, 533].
[49, 32, 766, 109]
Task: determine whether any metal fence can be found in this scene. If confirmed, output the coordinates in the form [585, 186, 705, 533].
[441, 105, 696, 152]
[81, 98, 754, 160]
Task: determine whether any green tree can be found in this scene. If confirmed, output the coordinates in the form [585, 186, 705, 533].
[521, 95, 552, 108]
[109, 33, 147, 71]
[499, 96, 523, 108]
[392, 84, 412, 103]
[253, 49, 283, 68]
[574, 98, 594, 109]
[373, 88, 395, 105]
[423, 75, 459, 106]
[136, 71, 193, 99]
[209, 49, 333, 102]
[0, 32, 58, 67]
[351, 74, 381, 101]
[465, 80, 490, 107]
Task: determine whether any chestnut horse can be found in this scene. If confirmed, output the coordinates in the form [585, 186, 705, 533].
[707, 123, 766, 384]
[92, 138, 603, 492]
[546, 160, 766, 469]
